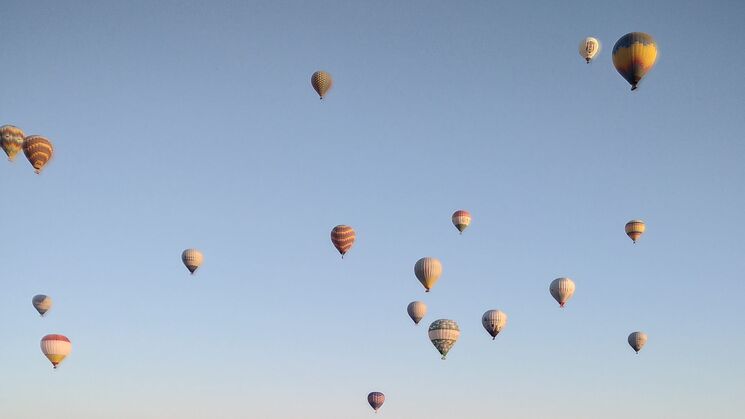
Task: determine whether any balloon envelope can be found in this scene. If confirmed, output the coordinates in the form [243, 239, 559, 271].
[407, 301, 427, 325]
[612, 32, 657, 90]
[367, 392, 385, 412]
[182, 249, 203, 274]
[550, 277, 575, 308]
[23, 135, 53, 174]
[414, 257, 442, 292]
[311, 71, 333, 99]
[451, 210, 471, 233]
[628, 331, 648, 353]
[32, 294, 53, 316]
[40, 334, 71, 368]
[330, 225, 355, 258]
[579, 37, 601, 63]
[0, 124, 25, 161]
[428, 319, 460, 359]
[482, 309, 507, 339]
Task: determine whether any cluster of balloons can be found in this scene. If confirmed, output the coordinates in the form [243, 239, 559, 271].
[1, 125, 54, 174]
[580, 32, 658, 91]
[332, 212, 647, 412]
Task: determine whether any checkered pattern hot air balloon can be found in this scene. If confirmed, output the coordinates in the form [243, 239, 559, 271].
[428, 319, 460, 360]
[367, 392, 385, 413]
[311, 71, 333, 99]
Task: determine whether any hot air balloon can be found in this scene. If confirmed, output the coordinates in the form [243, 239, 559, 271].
[181, 249, 203, 274]
[311, 71, 333, 99]
[40, 334, 71, 369]
[428, 319, 460, 360]
[23, 135, 53, 174]
[612, 32, 657, 90]
[625, 220, 646, 243]
[481, 309, 507, 340]
[1, 124, 25, 161]
[330, 225, 355, 258]
[628, 331, 648, 354]
[451, 210, 471, 234]
[550, 277, 575, 308]
[367, 392, 385, 413]
[407, 301, 427, 325]
[32, 295, 53, 317]
[414, 257, 442, 292]
[579, 37, 601, 63]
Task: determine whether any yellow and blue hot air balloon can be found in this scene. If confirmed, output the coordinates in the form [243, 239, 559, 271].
[612, 32, 657, 91]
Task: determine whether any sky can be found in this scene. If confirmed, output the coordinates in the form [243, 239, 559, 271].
[1, 0, 745, 418]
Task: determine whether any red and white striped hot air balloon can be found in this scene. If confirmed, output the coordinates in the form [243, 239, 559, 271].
[330, 225, 355, 258]
[40, 334, 71, 369]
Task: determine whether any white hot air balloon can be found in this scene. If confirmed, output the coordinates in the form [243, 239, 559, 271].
[550, 277, 575, 308]
[181, 249, 204, 274]
[40, 334, 72, 369]
[628, 331, 648, 354]
[407, 301, 427, 325]
[32, 294, 53, 317]
[481, 309, 508, 340]
[414, 257, 442, 292]
[579, 37, 601, 63]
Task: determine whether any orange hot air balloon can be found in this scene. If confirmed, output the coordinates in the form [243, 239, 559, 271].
[23, 135, 53, 174]
[625, 220, 646, 243]
[330, 225, 355, 258]
[311, 71, 332, 99]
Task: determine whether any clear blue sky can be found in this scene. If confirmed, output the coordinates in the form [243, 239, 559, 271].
[2, 1, 744, 418]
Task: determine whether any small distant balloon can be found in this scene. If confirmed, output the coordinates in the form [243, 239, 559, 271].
[40, 334, 71, 369]
[367, 392, 385, 413]
[311, 71, 333, 99]
[612, 32, 658, 90]
[23, 135, 53, 174]
[407, 301, 427, 325]
[550, 277, 575, 308]
[0, 124, 25, 161]
[32, 294, 53, 317]
[182, 249, 204, 274]
[628, 331, 648, 354]
[428, 319, 460, 360]
[414, 257, 442, 292]
[330, 225, 356, 258]
[451, 210, 471, 234]
[481, 309, 507, 340]
[625, 220, 645, 243]
[579, 37, 601, 63]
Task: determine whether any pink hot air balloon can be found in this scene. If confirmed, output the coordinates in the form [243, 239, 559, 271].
[367, 392, 385, 413]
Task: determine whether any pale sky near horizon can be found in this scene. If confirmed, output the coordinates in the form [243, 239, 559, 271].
[2, 1, 744, 418]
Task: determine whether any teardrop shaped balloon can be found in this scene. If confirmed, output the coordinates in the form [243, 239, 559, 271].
[32, 294, 53, 317]
[550, 277, 575, 308]
[451, 210, 471, 234]
[628, 331, 648, 354]
[481, 309, 508, 340]
[612, 32, 657, 90]
[407, 301, 427, 325]
[40, 334, 71, 369]
[23, 135, 53, 174]
[311, 71, 333, 99]
[414, 257, 442, 292]
[625, 219, 645, 243]
[428, 319, 459, 360]
[579, 37, 601, 63]
[0, 124, 25, 161]
[367, 392, 385, 412]
[181, 248, 203, 274]
[330, 225, 355, 258]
